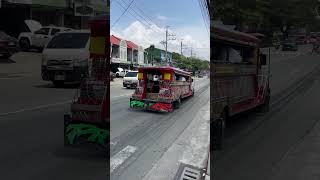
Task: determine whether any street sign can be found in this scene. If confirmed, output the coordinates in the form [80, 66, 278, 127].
[74, 2, 94, 17]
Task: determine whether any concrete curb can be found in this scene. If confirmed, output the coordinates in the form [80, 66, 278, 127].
[142, 100, 210, 180]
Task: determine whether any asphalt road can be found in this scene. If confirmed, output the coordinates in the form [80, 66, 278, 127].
[110, 76, 210, 180]
[0, 53, 107, 180]
[213, 46, 320, 179]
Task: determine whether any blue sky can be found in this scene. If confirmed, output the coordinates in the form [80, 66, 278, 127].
[110, 0, 210, 60]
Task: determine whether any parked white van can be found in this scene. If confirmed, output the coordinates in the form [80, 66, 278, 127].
[41, 30, 90, 87]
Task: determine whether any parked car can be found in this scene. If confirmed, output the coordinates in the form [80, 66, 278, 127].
[41, 30, 90, 87]
[18, 20, 71, 52]
[123, 71, 138, 88]
[282, 40, 298, 51]
[116, 67, 128, 77]
[0, 31, 20, 58]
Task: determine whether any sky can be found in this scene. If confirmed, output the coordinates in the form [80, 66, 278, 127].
[110, 0, 210, 60]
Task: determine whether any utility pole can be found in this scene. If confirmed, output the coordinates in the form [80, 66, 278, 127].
[162, 26, 176, 65]
[165, 26, 168, 64]
[181, 39, 183, 56]
[191, 47, 193, 57]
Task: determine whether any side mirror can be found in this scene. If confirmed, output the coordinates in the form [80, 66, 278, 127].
[260, 54, 267, 65]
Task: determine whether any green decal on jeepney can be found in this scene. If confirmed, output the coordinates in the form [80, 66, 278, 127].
[66, 124, 109, 145]
[148, 103, 155, 107]
[130, 100, 144, 107]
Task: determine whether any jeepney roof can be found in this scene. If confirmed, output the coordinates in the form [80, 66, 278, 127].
[138, 66, 192, 76]
[212, 25, 261, 47]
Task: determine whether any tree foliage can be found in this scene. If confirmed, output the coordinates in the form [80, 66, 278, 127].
[172, 52, 209, 72]
[212, 0, 320, 35]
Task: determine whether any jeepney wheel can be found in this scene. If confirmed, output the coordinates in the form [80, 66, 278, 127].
[213, 114, 226, 150]
[258, 89, 270, 112]
[174, 97, 182, 109]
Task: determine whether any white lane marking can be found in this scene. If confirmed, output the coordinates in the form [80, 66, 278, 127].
[110, 145, 137, 173]
[0, 100, 72, 117]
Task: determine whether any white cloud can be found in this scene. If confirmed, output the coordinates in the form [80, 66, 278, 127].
[111, 21, 210, 60]
[156, 15, 168, 21]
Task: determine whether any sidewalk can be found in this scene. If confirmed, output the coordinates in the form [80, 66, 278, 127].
[270, 120, 320, 180]
[142, 100, 210, 180]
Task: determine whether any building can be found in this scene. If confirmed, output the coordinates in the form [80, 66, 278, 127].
[144, 45, 173, 66]
[0, 0, 107, 38]
[110, 34, 146, 71]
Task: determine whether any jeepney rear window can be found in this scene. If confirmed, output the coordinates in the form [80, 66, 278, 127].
[145, 70, 162, 93]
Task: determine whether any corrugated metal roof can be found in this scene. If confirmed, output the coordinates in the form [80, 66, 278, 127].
[110, 35, 121, 45]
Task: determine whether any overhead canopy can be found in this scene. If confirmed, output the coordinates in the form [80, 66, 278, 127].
[212, 25, 261, 47]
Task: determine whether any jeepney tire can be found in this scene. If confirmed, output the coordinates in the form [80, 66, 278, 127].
[258, 90, 270, 113]
[53, 81, 64, 88]
[213, 116, 225, 150]
[174, 97, 182, 109]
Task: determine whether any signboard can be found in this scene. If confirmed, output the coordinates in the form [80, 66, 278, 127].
[111, 57, 121, 63]
[74, 2, 94, 17]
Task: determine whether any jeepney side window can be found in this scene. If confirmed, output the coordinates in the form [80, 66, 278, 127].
[242, 48, 254, 64]
[228, 47, 242, 63]
[213, 45, 228, 63]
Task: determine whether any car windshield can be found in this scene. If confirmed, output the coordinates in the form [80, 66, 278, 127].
[125, 72, 138, 77]
[46, 33, 89, 49]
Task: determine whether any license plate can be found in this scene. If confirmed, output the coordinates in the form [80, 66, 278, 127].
[54, 74, 65, 80]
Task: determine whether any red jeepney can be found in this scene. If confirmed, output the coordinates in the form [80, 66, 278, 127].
[211, 25, 270, 149]
[130, 66, 194, 112]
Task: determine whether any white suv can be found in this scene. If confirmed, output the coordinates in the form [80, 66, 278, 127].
[18, 20, 71, 51]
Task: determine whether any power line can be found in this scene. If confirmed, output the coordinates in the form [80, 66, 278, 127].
[111, 0, 135, 28]
[123, 0, 161, 30]
[114, 0, 164, 36]
[197, 0, 210, 37]
[131, 0, 164, 28]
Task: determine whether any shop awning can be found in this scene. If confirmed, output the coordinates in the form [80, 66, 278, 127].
[110, 35, 121, 46]
[127, 40, 138, 50]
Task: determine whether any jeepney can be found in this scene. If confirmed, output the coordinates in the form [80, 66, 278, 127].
[130, 66, 194, 112]
[211, 25, 270, 150]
